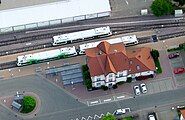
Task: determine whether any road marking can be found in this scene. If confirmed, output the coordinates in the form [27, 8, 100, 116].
[81, 117, 86, 120]
[117, 95, 125, 99]
[113, 96, 116, 100]
[104, 99, 111, 102]
[87, 116, 93, 120]
[90, 101, 99, 104]
[94, 114, 101, 119]
[87, 101, 89, 106]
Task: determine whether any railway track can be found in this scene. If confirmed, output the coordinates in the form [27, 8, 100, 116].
[0, 30, 185, 57]
[1, 20, 185, 47]
[0, 61, 17, 70]
[0, 30, 185, 70]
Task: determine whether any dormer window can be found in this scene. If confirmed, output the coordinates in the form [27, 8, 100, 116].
[97, 78, 101, 81]
[136, 65, 140, 70]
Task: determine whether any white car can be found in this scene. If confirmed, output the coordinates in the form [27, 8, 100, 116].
[113, 108, 131, 115]
[140, 83, 147, 93]
[148, 113, 157, 120]
[148, 115, 156, 120]
[134, 85, 141, 95]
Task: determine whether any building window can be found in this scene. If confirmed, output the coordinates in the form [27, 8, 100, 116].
[97, 78, 101, 81]
[109, 78, 113, 82]
[119, 73, 123, 77]
[136, 65, 140, 70]
[96, 83, 101, 87]
[109, 74, 112, 77]
[129, 60, 133, 64]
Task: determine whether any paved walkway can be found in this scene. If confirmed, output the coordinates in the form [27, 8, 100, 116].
[0, 92, 41, 119]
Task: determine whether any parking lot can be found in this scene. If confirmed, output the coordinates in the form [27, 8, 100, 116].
[132, 77, 175, 97]
[168, 50, 185, 86]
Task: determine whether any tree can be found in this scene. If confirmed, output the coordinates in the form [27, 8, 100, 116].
[173, 0, 185, 6]
[150, 49, 159, 60]
[101, 114, 116, 120]
[21, 96, 36, 113]
[151, 0, 174, 16]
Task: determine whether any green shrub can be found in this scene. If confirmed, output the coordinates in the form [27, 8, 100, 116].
[154, 59, 162, 74]
[112, 84, 118, 89]
[84, 79, 92, 89]
[126, 77, 132, 83]
[101, 85, 108, 91]
[20, 96, 36, 113]
[116, 81, 126, 85]
[82, 64, 89, 71]
[150, 49, 159, 60]
[82, 64, 92, 89]
[101, 114, 116, 120]
[167, 43, 185, 52]
[123, 116, 134, 120]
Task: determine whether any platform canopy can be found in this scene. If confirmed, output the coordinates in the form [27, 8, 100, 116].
[0, 0, 111, 29]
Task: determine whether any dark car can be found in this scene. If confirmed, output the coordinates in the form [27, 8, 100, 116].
[151, 35, 158, 42]
[168, 52, 179, 59]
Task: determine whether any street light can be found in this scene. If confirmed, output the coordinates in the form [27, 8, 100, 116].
[71, 81, 75, 90]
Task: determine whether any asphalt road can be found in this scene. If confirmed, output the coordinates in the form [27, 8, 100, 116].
[31, 87, 185, 120]
[0, 74, 85, 120]
[0, 74, 185, 120]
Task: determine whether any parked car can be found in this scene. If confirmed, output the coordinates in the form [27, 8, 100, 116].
[174, 67, 185, 74]
[168, 52, 179, 59]
[151, 35, 158, 42]
[113, 108, 131, 115]
[134, 85, 141, 95]
[148, 112, 157, 120]
[140, 83, 147, 93]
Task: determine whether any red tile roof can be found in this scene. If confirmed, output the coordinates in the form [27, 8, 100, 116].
[180, 109, 185, 119]
[85, 41, 155, 76]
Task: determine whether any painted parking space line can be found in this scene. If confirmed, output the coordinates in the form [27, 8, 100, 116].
[103, 98, 112, 102]
[90, 100, 99, 104]
[116, 95, 125, 99]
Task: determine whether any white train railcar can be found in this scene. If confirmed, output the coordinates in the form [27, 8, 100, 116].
[79, 35, 138, 54]
[52, 26, 111, 46]
[17, 46, 77, 66]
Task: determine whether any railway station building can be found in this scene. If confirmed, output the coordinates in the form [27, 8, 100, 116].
[0, 0, 111, 34]
[85, 41, 156, 88]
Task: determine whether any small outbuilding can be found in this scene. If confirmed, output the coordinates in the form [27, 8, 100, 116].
[11, 101, 22, 111]
[11, 92, 24, 111]
[141, 9, 148, 15]
[175, 9, 183, 17]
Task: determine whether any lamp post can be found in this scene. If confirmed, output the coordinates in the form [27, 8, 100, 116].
[71, 81, 75, 90]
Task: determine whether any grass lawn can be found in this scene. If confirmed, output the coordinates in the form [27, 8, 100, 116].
[123, 116, 134, 120]
[20, 96, 36, 113]
[154, 59, 162, 74]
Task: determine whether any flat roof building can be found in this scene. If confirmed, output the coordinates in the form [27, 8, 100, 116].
[0, 0, 111, 33]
